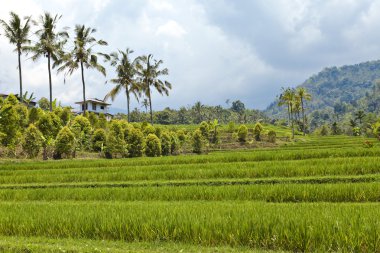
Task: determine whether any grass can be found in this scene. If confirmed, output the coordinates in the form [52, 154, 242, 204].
[0, 201, 378, 252]
[0, 135, 379, 252]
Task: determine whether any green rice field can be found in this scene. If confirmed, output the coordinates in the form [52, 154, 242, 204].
[0, 135, 379, 252]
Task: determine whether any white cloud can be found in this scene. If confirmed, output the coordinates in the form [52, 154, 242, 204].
[156, 20, 186, 38]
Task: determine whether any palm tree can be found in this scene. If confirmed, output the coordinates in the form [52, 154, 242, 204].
[0, 12, 31, 102]
[141, 98, 149, 114]
[27, 12, 68, 112]
[105, 48, 140, 122]
[193, 101, 204, 124]
[57, 25, 108, 113]
[279, 87, 296, 138]
[136, 54, 172, 124]
[296, 87, 312, 135]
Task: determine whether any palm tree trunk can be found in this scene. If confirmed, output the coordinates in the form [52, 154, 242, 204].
[48, 53, 53, 112]
[80, 61, 86, 114]
[290, 103, 294, 139]
[287, 104, 291, 126]
[148, 87, 153, 125]
[301, 97, 306, 136]
[18, 48, 23, 103]
[126, 89, 130, 122]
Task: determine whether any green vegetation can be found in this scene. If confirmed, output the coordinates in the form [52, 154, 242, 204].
[0, 136, 378, 251]
[266, 60, 380, 134]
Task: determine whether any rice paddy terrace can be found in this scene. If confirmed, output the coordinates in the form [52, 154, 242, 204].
[0, 135, 379, 252]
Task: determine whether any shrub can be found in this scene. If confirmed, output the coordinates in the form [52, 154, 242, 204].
[254, 122, 263, 141]
[123, 124, 135, 141]
[92, 128, 107, 152]
[373, 122, 380, 139]
[22, 124, 43, 158]
[145, 134, 161, 157]
[320, 125, 329, 136]
[15, 105, 29, 129]
[71, 115, 92, 151]
[36, 113, 61, 140]
[192, 129, 204, 154]
[177, 129, 187, 146]
[97, 113, 108, 129]
[228, 121, 235, 133]
[59, 107, 72, 126]
[268, 130, 276, 143]
[0, 103, 20, 146]
[127, 128, 145, 157]
[352, 127, 361, 136]
[28, 107, 41, 124]
[143, 125, 156, 136]
[55, 126, 75, 158]
[199, 121, 209, 139]
[106, 121, 127, 158]
[170, 132, 180, 155]
[161, 132, 172, 156]
[237, 125, 248, 143]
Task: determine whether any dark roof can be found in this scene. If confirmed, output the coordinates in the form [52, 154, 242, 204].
[75, 98, 111, 106]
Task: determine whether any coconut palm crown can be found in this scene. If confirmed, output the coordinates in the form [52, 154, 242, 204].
[105, 48, 140, 122]
[136, 54, 172, 124]
[57, 24, 108, 113]
[27, 12, 68, 111]
[0, 12, 32, 102]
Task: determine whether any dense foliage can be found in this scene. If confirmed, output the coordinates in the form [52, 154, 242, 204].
[266, 60, 380, 134]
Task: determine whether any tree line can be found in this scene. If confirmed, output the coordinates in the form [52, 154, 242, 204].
[0, 94, 274, 159]
[0, 11, 171, 124]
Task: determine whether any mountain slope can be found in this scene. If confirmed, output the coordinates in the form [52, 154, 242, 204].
[265, 60, 380, 119]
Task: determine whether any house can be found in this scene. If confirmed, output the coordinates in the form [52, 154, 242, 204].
[0, 93, 37, 108]
[75, 98, 113, 120]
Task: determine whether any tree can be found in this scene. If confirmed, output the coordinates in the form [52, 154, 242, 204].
[193, 101, 204, 124]
[160, 131, 171, 156]
[237, 125, 248, 143]
[141, 99, 149, 114]
[105, 48, 140, 122]
[127, 127, 145, 157]
[136, 54, 172, 124]
[145, 133, 161, 157]
[55, 126, 75, 158]
[92, 128, 107, 152]
[279, 87, 296, 139]
[22, 124, 43, 158]
[192, 129, 204, 154]
[57, 25, 108, 114]
[38, 97, 50, 110]
[36, 112, 62, 159]
[0, 100, 20, 146]
[106, 121, 126, 158]
[253, 122, 263, 141]
[70, 115, 92, 151]
[354, 110, 365, 125]
[28, 12, 68, 112]
[231, 100, 245, 114]
[0, 12, 31, 102]
[296, 87, 311, 135]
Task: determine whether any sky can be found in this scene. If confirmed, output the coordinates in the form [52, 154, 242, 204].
[1, 0, 380, 111]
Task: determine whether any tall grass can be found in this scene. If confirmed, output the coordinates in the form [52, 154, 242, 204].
[0, 201, 378, 252]
[0, 182, 378, 202]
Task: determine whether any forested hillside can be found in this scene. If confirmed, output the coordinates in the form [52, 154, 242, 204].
[266, 60, 380, 129]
